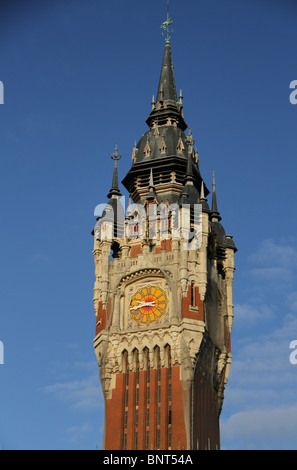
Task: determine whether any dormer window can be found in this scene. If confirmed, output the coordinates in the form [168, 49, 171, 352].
[159, 137, 167, 154]
[131, 142, 138, 162]
[144, 139, 151, 157]
[154, 125, 160, 137]
[177, 137, 185, 154]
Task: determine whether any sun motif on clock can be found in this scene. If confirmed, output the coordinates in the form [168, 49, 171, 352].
[129, 285, 168, 325]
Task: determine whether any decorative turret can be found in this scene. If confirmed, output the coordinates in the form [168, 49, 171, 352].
[93, 144, 124, 241]
[208, 170, 237, 269]
[199, 180, 210, 214]
[107, 144, 122, 199]
[180, 147, 199, 205]
[210, 170, 221, 222]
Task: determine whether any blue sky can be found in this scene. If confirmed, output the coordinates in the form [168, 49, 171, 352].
[0, 0, 296, 450]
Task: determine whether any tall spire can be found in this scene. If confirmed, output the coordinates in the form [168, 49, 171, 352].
[146, 44, 187, 130]
[211, 170, 221, 221]
[145, 2, 187, 130]
[107, 144, 122, 199]
[158, 1, 175, 101]
[156, 40, 177, 104]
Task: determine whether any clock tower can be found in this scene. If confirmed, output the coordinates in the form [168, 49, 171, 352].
[92, 28, 236, 451]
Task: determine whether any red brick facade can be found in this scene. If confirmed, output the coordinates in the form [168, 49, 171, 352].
[104, 373, 126, 450]
[104, 364, 188, 450]
[95, 297, 111, 336]
[182, 283, 204, 321]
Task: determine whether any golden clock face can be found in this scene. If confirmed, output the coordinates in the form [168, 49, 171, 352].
[129, 285, 168, 325]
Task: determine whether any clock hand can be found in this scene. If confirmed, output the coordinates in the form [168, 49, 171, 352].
[130, 301, 156, 311]
[130, 302, 147, 311]
[142, 301, 156, 307]
[137, 301, 156, 308]
[129, 300, 145, 311]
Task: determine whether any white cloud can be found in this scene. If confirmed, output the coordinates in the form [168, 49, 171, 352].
[287, 292, 297, 312]
[249, 238, 297, 281]
[44, 374, 104, 411]
[250, 239, 297, 268]
[230, 313, 297, 388]
[250, 266, 291, 280]
[234, 302, 275, 325]
[222, 312, 297, 448]
[221, 405, 297, 449]
[221, 238, 297, 449]
[65, 423, 94, 445]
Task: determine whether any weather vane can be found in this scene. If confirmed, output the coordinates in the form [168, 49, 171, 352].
[160, 0, 173, 43]
[111, 143, 121, 161]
